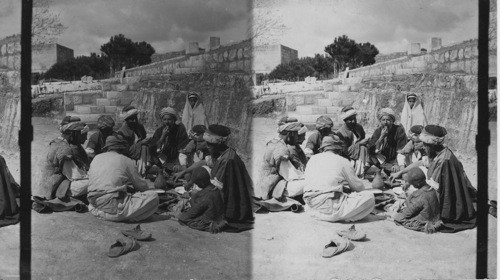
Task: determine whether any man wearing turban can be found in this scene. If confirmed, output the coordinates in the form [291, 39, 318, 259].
[336, 106, 370, 178]
[303, 136, 375, 222]
[367, 108, 408, 174]
[87, 135, 159, 222]
[85, 115, 116, 160]
[117, 105, 147, 160]
[174, 124, 254, 225]
[33, 116, 91, 212]
[390, 125, 476, 232]
[148, 107, 189, 172]
[254, 119, 307, 211]
[304, 115, 335, 158]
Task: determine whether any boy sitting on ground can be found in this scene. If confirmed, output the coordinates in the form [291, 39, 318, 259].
[393, 125, 426, 172]
[178, 166, 226, 233]
[393, 167, 443, 233]
[178, 125, 209, 170]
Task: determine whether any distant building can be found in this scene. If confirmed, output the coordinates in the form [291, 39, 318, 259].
[151, 37, 221, 63]
[253, 44, 298, 74]
[0, 34, 74, 73]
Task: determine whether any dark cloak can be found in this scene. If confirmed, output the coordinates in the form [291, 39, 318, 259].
[368, 124, 407, 162]
[211, 148, 254, 224]
[427, 148, 476, 232]
[337, 123, 366, 160]
[0, 155, 19, 227]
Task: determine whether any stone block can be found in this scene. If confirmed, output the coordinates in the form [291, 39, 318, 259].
[229, 61, 238, 71]
[105, 106, 118, 113]
[296, 106, 313, 115]
[81, 94, 95, 104]
[64, 103, 74, 111]
[108, 99, 121, 106]
[450, 61, 459, 72]
[294, 95, 305, 105]
[115, 84, 128, 91]
[223, 51, 229, 60]
[0, 44, 5, 55]
[471, 60, 478, 75]
[458, 48, 464, 60]
[74, 105, 91, 114]
[237, 48, 243, 59]
[338, 85, 351, 92]
[96, 98, 111, 106]
[304, 95, 317, 105]
[243, 46, 251, 58]
[327, 106, 342, 114]
[317, 98, 332, 107]
[450, 49, 458, 61]
[444, 51, 450, 61]
[472, 45, 478, 57]
[90, 106, 105, 114]
[229, 49, 237, 60]
[327, 91, 343, 100]
[237, 60, 244, 71]
[464, 47, 472, 59]
[106, 91, 121, 99]
[73, 94, 83, 105]
[311, 106, 327, 114]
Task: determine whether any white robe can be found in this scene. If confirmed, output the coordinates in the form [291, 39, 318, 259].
[401, 93, 427, 136]
[181, 93, 209, 134]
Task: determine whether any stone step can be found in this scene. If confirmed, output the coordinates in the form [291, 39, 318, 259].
[96, 98, 111, 106]
[316, 98, 333, 106]
[296, 105, 327, 115]
[287, 112, 340, 125]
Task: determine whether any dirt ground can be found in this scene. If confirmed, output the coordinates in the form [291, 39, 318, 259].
[0, 117, 497, 279]
[249, 117, 497, 280]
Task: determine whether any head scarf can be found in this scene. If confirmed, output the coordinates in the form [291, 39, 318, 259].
[103, 135, 130, 152]
[340, 106, 357, 121]
[188, 92, 199, 100]
[97, 115, 115, 129]
[121, 106, 138, 120]
[377, 108, 396, 122]
[297, 123, 308, 135]
[407, 93, 417, 101]
[204, 124, 231, 144]
[315, 116, 334, 130]
[407, 167, 426, 187]
[278, 122, 302, 133]
[419, 125, 447, 145]
[277, 116, 298, 126]
[60, 116, 87, 133]
[159, 107, 177, 120]
[319, 135, 345, 152]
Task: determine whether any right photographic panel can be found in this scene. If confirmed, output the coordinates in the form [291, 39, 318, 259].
[250, 0, 496, 278]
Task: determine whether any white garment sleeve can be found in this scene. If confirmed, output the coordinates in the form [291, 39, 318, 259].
[178, 153, 188, 166]
[396, 154, 406, 166]
[341, 164, 365, 192]
[278, 159, 304, 181]
[126, 158, 149, 191]
[62, 159, 88, 181]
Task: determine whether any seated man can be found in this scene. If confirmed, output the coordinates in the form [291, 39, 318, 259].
[178, 166, 226, 233]
[174, 125, 254, 224]
[390, 125, 476, 232]
[34, 116, 90, 203]
[117, 106, 147, 160]
[304, 115, 335, 158]
[87, 135, 159, 222]
[336, 106, 370, 178]
[255, 121, 306, 201]
[178, 124, 209, 169]
[278, 116, 308, 171]
[394, 125, 426, 172]
[85, 115, 116, 160]
[149, 107, 189, 172]
[0, 154, 20, 227]
[367, 108, 407, 173]
[303, 136, 375, 222]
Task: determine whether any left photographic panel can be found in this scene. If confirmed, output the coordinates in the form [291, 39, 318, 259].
[3, 0, 256, 279]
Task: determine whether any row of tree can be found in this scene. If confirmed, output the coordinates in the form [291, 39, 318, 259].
[37, 34, 155, 83]
[268, 35, 379, 81]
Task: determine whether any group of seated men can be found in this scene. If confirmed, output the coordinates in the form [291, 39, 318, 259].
[31, 91, 477, 234]
[33, 97, 254, 233]
[255, 102, 477, 233]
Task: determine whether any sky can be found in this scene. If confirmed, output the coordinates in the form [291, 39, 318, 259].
[0, 0, 478, 58]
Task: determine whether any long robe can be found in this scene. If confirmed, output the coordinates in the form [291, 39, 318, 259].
[0, 155, 19, 227]
[178, 185, 226, 232]
[181, 94, 209, 134]
[149, 123, 189, 166]
[426, 147, 476, 231]
[368, 124, 407, 164]
[211, 148, 254, 223]
[400, 93, 427, 135]
[117, 122, 147, 160]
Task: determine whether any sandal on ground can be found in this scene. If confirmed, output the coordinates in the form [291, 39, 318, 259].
[121, 224, 152, 241]
[322, 238, 350, 258]
[108, 237, 136, 258]
[337, 225, 366, 241]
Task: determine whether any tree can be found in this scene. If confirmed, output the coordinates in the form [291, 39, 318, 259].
[312, 54, 335, 79]
[42, 53, 109, 81]
[100, 34, 156, 76]
[324, 35, 379, 72]
[32, 0, 66, 45]
[269, 58, 316, 81]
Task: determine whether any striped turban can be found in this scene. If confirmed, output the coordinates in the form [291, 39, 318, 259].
[315, 116, 334, 130]
[159, 107, 177, 120]
[97, 115, 115, 129]
[377, 108, 396, 122]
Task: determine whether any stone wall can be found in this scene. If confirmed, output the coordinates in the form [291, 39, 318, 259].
[349, 73, 477, 154]
[346, 40, 479, 78]
[123, 73, 254, 157]
[0, 35, 21, 71]
[117, 40, 252, 78]
[0, 70, 20, 150]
